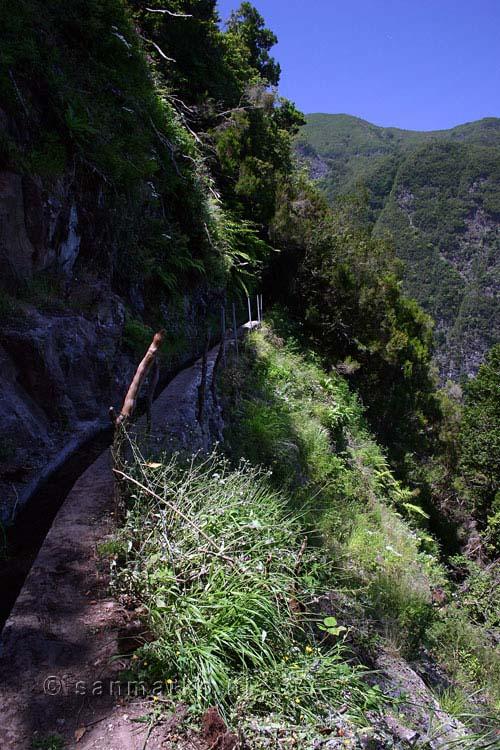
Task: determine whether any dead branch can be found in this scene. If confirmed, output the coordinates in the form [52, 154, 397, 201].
[145, 7, 192, 17]
[167, 94, 196, 115]
[113, 469, 234, 562]
[294, 537, 307, 575]
[139, 33, 176, 62]
[113, 330, 165, 426]
[215, 105, 258, 119]
[149, 116, 181, 176]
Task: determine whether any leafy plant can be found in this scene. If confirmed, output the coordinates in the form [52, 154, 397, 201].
[318, 616, 347, 638]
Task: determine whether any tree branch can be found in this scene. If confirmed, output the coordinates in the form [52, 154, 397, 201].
[145, 7, 192, 17]
[139, 33, 176, 62]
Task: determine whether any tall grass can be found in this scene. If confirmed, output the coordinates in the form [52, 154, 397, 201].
[111, 447, 386, 727]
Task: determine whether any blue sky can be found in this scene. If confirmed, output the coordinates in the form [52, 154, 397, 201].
[216, 0, 500, 131]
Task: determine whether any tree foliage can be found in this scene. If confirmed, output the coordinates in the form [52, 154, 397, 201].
[458, 345, 500, 551]
[268, 175, 441, 467]
[226, 2, 281, 86]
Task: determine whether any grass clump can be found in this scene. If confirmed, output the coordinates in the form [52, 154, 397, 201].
[31, 735, 65, 750]
[110, 448, 386, 728]
[427, 608, 500, 713]
[221, 320, 445, 656]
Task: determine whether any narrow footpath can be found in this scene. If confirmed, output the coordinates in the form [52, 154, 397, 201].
[0, 331, 246, 750]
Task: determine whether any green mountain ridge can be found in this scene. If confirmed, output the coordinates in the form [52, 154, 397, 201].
[296, 114, 500, 380]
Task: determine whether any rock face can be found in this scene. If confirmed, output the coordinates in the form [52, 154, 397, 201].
[0, 170, 82, 282]
[0, 172, 36, 280]
[0, 294, 128, 524]
[0, 162, 222, 524]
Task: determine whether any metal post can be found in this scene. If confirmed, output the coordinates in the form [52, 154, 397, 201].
[197, 328, 210, 424]
[232, 302, 239, 358]
[247, 296, 252, 326]
[221, 305, 226, 364]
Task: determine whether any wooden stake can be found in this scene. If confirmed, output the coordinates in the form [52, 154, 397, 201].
[112, 330, 165, 426]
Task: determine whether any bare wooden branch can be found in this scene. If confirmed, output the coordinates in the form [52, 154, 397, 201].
[114, 330, 165, 426]
[215, 105, 258, 119]
[139, 33, 176, 62]
[149, 116, 181, 176]
[145, 7, 192, 17]
[294, 537, 307, 575]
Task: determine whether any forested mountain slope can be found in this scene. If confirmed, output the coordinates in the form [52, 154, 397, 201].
[296, 114, 500, 380]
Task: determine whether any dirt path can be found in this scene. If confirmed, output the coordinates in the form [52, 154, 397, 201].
[0, 333, 244, 750]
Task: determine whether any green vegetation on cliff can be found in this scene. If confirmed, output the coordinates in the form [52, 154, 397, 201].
[0, 0, 303, 311]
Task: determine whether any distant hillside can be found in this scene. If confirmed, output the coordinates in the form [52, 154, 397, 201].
[296, 114, 500, 380]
